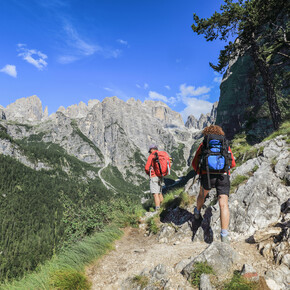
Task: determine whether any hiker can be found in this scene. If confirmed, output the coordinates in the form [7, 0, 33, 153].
[191, 125, 236, 243]
[145, 145, 171, 211]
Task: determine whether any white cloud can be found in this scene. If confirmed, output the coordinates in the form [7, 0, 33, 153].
[117, 39, 128, 46]
[104, 87, 114, 92]
[180, 97, 213, 121]
[165, 85, 171, 90]
[148, 91, 177, 105]
[63, 23, 101, 56]
[179, 83, 211, 98]
[214, 76, 222, 83]
[136, 83, 149, 89]
[148, 91, 168, 103]
[0, 64, 17, 78]
[58, 55, 79, 64]
[58, 22, 121, 63]
[17, 44, 48, 70]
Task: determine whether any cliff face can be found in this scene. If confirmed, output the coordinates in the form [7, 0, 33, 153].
[216, 35, 289, 143]
[0, 96, 201, 185]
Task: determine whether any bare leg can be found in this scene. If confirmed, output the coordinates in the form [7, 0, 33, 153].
[218, 195, 229, 230]
[154, 193, 161, 207]
[196, 187, 210, 211]
[159, 193, 163, 204]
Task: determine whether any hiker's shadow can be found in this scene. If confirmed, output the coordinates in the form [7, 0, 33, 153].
[160, 207, 193, 225]
[159, 206, 214, 244]
[188, 207, 214, 244]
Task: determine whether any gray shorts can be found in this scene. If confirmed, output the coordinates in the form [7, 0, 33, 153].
[150, 176, 163, 194]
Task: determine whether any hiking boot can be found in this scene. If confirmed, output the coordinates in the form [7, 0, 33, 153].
[194, 207, 201, 220]
[221, 235, 230, 244]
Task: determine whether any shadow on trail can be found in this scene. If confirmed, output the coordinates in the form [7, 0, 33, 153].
[188, 207, 213, 244]
[160, 205, 214, 244]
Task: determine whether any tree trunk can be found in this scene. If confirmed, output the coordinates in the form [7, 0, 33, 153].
[249, 36, 282, 130]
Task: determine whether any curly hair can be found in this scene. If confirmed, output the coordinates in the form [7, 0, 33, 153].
[202, 125, 225, 136]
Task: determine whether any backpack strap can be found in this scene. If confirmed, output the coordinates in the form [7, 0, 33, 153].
[155, 151, 163, 177]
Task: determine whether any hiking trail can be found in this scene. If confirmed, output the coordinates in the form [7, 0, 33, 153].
[86, 220, 273, 289]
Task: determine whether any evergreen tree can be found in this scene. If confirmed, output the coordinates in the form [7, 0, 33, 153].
[192, 0, 289, 129]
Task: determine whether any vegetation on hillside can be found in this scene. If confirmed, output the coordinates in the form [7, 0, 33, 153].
[192, 0, 289, 130]
[0, 129, 146, 283]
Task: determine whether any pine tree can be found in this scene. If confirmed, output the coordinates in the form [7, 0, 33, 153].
[192, 0, 289, 130]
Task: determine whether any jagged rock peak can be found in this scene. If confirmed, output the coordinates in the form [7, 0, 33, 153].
[185, 101, 218, 130]
[4, 95, 45, 123]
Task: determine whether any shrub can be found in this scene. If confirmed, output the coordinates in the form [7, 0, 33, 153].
[49, 270, 91, 290]
[224, 271, 258, 290]
[230, 175, 249, 193]
[132, 275, 149, 288]
[146, 217, 159, 234]
[189, 262, 214, 287]
[263, 121, 290, 142]
[179, 191, 196, 208]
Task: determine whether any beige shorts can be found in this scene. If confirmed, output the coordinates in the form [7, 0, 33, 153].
[150, 176, 163, 194]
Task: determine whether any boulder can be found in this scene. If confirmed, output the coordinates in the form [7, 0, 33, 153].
[182, 242, 238, 278]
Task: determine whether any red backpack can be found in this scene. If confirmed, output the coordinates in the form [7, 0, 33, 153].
[152, 151, 171, 177]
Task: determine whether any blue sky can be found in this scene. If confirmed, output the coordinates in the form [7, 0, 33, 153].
[0, 0, 226, 121]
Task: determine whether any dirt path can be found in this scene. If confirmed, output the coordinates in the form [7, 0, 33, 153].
[86, 226, 272, 290]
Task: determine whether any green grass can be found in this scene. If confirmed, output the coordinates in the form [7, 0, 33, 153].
[231, 133, 259, 167]
[263, 121, 290, 142]
[49, 270, 91, 290]
[1, 226, 122, 289]
[161, 188, 195, 210]
[189, 262, 214, 287]
[224, 271, 258, 290]
[146, 216, 159, 234]
[132, 275, 149, 288]
[230, 175, 249, 193]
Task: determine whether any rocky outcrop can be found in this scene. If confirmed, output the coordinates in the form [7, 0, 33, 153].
[216, 46, 289, 142]
[156, 134, 289, 289]
[0, 106, 6, 120]
[185, 102, 218, 130]
[4, 95, 47, 123]
[1, 96, 205, 185]
[182, 242, 238, 278]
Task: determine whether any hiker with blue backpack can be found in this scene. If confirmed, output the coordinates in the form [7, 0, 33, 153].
[192, 125, 236, 243]
[145, 145, 171, 211]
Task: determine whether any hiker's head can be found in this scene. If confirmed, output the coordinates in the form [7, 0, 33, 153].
[202, 125, 225, 136]
[148, 144, 158, 153]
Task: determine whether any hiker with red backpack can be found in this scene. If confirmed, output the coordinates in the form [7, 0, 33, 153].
[145, 145, 171, 211]
[192, 125, 236, 243]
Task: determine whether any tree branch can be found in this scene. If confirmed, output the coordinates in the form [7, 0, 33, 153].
[277, 52, 290, 59]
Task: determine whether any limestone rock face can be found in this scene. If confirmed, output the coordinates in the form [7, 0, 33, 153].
[5, 95, 45, 123]
[216, 51, 289, 142]
[0, 106, 6, 120]
[182, 242, 238, 278]
[0, 96, 202, 184]
[185, 102, 218, 130]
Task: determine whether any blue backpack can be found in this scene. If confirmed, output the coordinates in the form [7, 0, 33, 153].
[200, 134, 232, 188]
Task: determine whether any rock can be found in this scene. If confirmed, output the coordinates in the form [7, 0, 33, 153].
[182, 242, 238, 278]
[185, 102, 218, 130]
[281, 254, 290, 268]
[265, 264, 290, 290]
[122, 264, 170, 290]
[241, 264, 259, 282]
[4, 95, 46, 123]
[253, 227, 282, 243]
[199, 273, 214, 290]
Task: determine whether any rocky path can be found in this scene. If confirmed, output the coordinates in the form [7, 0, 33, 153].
[86, 225, 272, 289]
